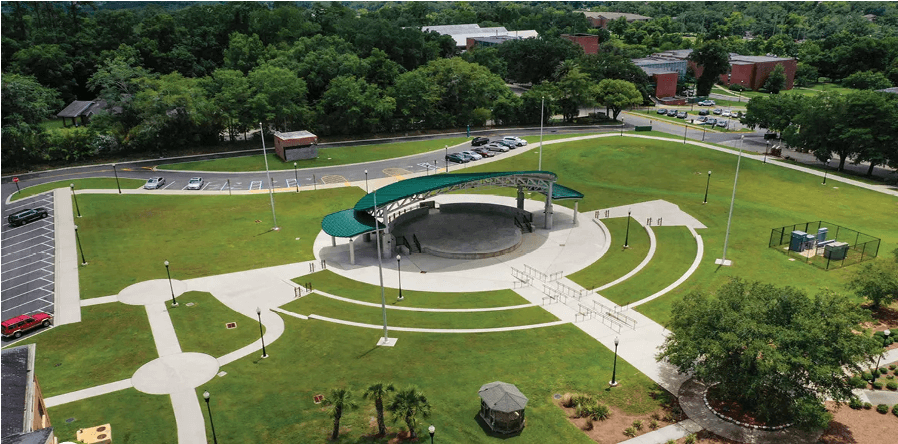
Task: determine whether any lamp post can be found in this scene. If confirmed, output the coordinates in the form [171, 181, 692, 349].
[364, 169, 369, 193]
[764, 141, 769, 164]
[396, 255, 404, 300]
[74, 225, 87, 265]
[70, 184, 81, 217]
[873, 329, 891, 383]
[111, 164, 121, 194]
[164, 260, 177, 307]
[620, 117, 624, 136]
[683, 123, 688, 144]
[539, 96, 544, 170]
[623, 210, 631, 248]
[822, 159, 829, 185]
[428, 424, 435, 444]
[703, 170, 712, 204]
[293, 162, 299, 192]
[445, 146, 449, 172]
[610, 337, 620, 387]
[203, 390, 219, 444]
[259, 123, 279, 231]
[256, 307, 268, 358]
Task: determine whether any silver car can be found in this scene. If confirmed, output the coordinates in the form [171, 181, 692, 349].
[186, 177, 204, 190]
[144, 177, 165, 189]
[486, 142, 509, 152]
[461, 150, 482, 161]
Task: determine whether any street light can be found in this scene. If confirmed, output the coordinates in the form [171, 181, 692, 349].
[822, 159, 829, 185]
[203, 390, 219, 444]
[703, 170, 712, 204]
[623, 210, 631, 248]
[396, 255, 403, 301]
[610, 337, 620, 387]
[164, 260, 177, 307]
[764, 141, 769, 164]
[259, 122, 279, 231]
[74, 225, 87, 265]
[70, 183, 81, 217]
[365, 169, 369, 193]
[445, 146, 449, 172]
[620, 117, 624, 136]
[293, 162, 299, 192]
[111, 163, 121, 194]
[873, 329, 891, 383]
[428, 424, 435, 444]
[256, 307, 268, 358]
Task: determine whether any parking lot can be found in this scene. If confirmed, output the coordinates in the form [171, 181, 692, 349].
[1, 193, 56, 323]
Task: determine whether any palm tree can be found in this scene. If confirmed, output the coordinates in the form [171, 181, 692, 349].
[364, 382, 395, 436]
[324, 388, 358, 440]
[387, 386, 431, 439]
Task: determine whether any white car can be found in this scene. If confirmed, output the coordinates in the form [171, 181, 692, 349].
[503, 136, 527, 146]
[721, 110, 732, 117]
[186, 177, 204, 190]
[486, 142, 509, 152]
[144, 177, 165, 190]
[461, 150, 482, 161]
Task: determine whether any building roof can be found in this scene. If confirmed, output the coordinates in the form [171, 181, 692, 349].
[876, 87, 898, 94]
[1, 428, 54, 444]
[56, 101, 94, 118]
[2, 345, 33, 437]
[422, 24, 537, 47]
[729, 53, 793, 63]
[274, 130, 317, 140]
[582, 11, 652, 21]
[321, 209, 379, 238]
[479, 381, 528, 412]
[469, 35, 522, 45]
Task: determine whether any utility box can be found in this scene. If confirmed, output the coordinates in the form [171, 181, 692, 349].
[790, 230, 807, 252]
[274, 131, 318, 162]
[825, 242, 850, 261]
[817, 227, 828, 242]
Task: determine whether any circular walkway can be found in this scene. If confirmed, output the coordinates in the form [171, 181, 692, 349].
[132, 352, 220, 395]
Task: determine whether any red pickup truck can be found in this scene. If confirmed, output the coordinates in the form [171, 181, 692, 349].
[2, 313, 53, 339]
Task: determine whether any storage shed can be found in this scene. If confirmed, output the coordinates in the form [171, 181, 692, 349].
[273, 131, 318, 162]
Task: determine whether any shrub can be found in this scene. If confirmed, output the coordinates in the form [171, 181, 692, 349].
[590, 404, 611, 421]
[632, 419, 643, 430]
[888, 381, 898, 390]
[881, 368, 889, 375]
[572, 394, 593, 408]
[872, 381, 883, 390]
[864, 402, 873, 410]
[684, 434, 697, 444]
[623, 427, 637, 437]
[888, 375, 894, 380]
[863, 371, 874, 380]
[561, 393, 574, 407]
[877, 404, 889, 414]
[849, 376, 868, 389]
[649, 419, 660, 429]
[583, 416, 593, 431]
[663, 411, 677, 422]
[849, 398, 863, 409]
[890, 364, 896, 370]
[667, 441, 677, 444]
[651, 412, 661, 421]
[893, 404, 898, 417]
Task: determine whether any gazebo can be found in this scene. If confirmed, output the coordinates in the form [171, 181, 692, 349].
[478, 381, 528, 434]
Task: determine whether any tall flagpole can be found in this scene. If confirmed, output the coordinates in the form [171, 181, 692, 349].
[539, 96, 544, 170]
[260, 122, 279, 231]
[373, 191, 393, 346]
[716, 135, 744, 266]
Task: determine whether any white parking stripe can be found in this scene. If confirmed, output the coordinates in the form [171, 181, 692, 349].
[2, 291, 55, 313]
[1, 242, 54, 259]
[1, 233, 54, 250]
[249, 181, 262, 190]
[1, 275, 54, 292]
[163, 181, 176, 190]
[1, 254, 41, 274]
[2, 225, 50, 241]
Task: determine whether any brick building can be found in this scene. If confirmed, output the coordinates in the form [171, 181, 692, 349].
[561, 33, 600, 55]
[273, 131, 318, 162]
[631, 50, 690, 98]
[423, 24, 538, 51]
[2, 344, 56, 444]
[581, 11, 652, 29]
[686, 52, 797, 91]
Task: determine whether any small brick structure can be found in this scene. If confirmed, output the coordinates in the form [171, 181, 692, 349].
[273, 131, 318, 162]
[561, 33, 600, 55]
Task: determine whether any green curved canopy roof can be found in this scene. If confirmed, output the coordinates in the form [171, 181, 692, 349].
[321, 209, 378, 238]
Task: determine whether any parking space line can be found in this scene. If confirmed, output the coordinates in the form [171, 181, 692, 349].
[1, 225, 50, 242]
[219, 182, 230, 191]
[162, 181, 177, 190]
[201, 182, 210, 191]
[1, 233, 54, 251]
[2, 290, 55, 314]
[1, 275, 54, 292]
[1, 254, 41, 274]
[249, 181, 262, 190]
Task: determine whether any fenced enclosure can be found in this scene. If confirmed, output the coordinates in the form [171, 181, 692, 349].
[768, 221, 880, 270]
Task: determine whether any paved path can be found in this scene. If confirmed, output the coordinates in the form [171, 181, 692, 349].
[53, 188, 79, 325]
[311, 289, 537, 312]
[619, 419, 702, 444]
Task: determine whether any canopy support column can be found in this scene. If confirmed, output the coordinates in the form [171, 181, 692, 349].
[544, 182, 554, 229]
[349, 237, 356, 265]
[331, 235, 336, 247]
[517, 186, 525, 210]
[573, 201, 579, 225]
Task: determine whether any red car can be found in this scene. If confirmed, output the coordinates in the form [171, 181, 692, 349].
[472, 147, 495, 158]
[2, 313, 53, 339]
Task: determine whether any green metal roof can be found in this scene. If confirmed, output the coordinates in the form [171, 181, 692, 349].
[321, 209, 379, 238]
[354, 171, 557, 212]
[551, 183, 584, 200]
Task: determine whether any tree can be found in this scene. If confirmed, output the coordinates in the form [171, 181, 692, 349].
[323, 388, 358, 440]
[594, 79, 643, 120]
[659, 279, 878, 429]
[364, 382, 395, 436]
[763, 64, 787, 93]
[1, 74, 61, 168]
[741, 94, 803, 135]
[688, 40, 730, 96]
[247, 64, 310, 132]
[842, 70, 893, 90]
[496, 37, 583, 84]
[555, 66, 593, 122]
[794, 62, 819, 87]
[316, 76, 395, 135]
[387, 387, 431, 439]
[222, 32, 265, 74]
[848, 260, 898, 310]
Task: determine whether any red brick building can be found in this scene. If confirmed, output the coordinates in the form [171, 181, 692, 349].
[273, 131, 318, 162]
[650, 72, 680, 98]
[561, 33, 600, 55]
[581, 11, 651, 29]
[689, 54, 797, 91]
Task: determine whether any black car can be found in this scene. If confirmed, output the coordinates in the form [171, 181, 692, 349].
[8, 208, 49, 227]
[666, 109, 678, 116]
[446, 153, 469, 163]
[471, 137, 490, 146]
[698, 109, 710, 116]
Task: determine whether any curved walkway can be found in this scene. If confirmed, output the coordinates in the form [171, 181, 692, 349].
[311, 289, 537, 312]
[305, 312, 568, 333]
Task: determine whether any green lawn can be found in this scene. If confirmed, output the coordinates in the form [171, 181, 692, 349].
[2, 303, 156, 397]
[10, 178, 146, 202]
[74, 187, 363, 299]
[158, 137, 470, 172]
[599, 227, 697, 306]
[49, 388, 175, 444]
[567, 217, 651, 290]
[281, 293, 557, 329]
[198, 318, 664, 443]
[296, 269, 530, 309]
[168, 291, 264, 359]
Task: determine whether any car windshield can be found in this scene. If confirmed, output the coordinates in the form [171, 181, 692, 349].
[190, 179, 200, 183]
[147, 179, 157, 183]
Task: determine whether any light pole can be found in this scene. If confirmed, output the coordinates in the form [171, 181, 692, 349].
[203, 390, 219, 444]
[293, 162, 299, 192]
[396, 255, 403, 301]
[716, 136, 744, 266]
[74, 225, 87, 265]
[623, 209, 632, 248]
[620, 117, 624, 136]
[111, 163, 121, 194]
[256, 307, 268, 358]
[610, 337, 620, 387]
[70, 183, 81, 217]
[683, 123, 688, 144]
[822, 159, 829, 185]
[259, 122, 279, 231]
[364, 169, 369, 193]
[703, 171, 712, 204]
[539, 96, 544, 170]
[764, 141, 769, 164]
[164, 260, 177, 307]
[428, 424, 435, 444]
[445, 146, 449, 172]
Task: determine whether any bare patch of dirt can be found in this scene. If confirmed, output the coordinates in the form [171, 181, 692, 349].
[555, 394, 685, 443]
[817, 401, 898, 444]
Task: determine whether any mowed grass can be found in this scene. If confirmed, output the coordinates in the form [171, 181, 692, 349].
[1, 303, 156, 397]
[457, 136, 898, 325]
[281, 293, 557, 329]
[74, 187, 363, 299]
[599, 226, 697, 306]
[296, 269, 530, 308]
[168, 291, 263, 359]
[197, 318, 663, 443]
[10, 178, 146, 202]
[158, 137, 470, 172]
[567, 217, 651, 290]
[49, 388, 174, 444]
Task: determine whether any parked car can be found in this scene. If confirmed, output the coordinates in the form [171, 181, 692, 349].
[7, 208, 48, 227]
[503, 136, 527, 146]
[186, 177, 204, 190]
[696, 116, 709, 124]
[666, 109, 678, 117]
[461, 150, 482, 160]
[698, 109, 710, 116]
[706, 118, 718, 126]
[712, 108, 723, 115]
[144, 177, 165, 190]
[698, 100, 715, 106]
[486, 142, 509, 152]
[471, 137, 490, 146]
[716, 119, 728, 127]
[2, 312, 53, 339]
[656, 108, 668, 115]
[446, 153, 469, 163]
[721, 110, 732, 117]
[498, 140, 518, 149]
[676, 111, 687, 119]
[472, 147, 494, 157]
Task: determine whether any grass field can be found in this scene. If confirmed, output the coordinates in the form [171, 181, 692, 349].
[198, 318, 665, 443]
[168, 291, 264, 359]
[10, 178, 146, 202]
[49, 388, 175, 444]
[74, 187, 363, 299]
[296, 269, 530, 309]
[1, 303, 156, 397]
[567, 217, 651, 290]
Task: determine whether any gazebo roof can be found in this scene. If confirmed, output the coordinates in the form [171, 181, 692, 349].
[478, 381, 528, 412]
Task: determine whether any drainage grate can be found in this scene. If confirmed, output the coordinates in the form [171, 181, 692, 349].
[66, 418, 75, 423]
